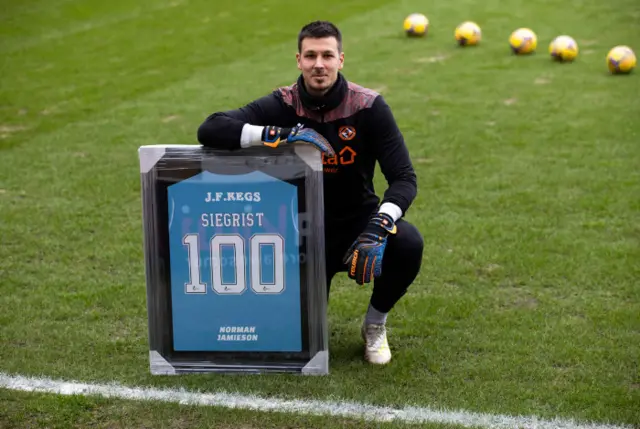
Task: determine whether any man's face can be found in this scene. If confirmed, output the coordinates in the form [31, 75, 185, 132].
[296, 37, 344, 96]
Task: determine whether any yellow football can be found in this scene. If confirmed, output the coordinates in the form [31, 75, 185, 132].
[549, 35, 579, 62]
[509, 28, 537, 54]
[606, 45, 636, 74]
[404, 13, 429, 37]
[455, 21, 481, 46]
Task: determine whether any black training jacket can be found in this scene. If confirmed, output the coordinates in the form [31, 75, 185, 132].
[197, 73, 417, 227]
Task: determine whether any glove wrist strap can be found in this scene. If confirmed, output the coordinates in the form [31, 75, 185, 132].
[365, 213, 397, 236]
[262, 126, 294, 147]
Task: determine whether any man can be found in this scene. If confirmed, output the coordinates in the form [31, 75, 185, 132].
[197, 20, 423, 365]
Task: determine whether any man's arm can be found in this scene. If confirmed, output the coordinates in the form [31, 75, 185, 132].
[368, 95, 418, 220]
[197, 91, 336, 156]
[197, 93, 282, 150]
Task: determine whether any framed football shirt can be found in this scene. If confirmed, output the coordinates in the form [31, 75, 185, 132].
[139, 144, 328, 374]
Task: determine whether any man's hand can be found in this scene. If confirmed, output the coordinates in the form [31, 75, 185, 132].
[343, 213, 397, 285]
[262, 124, 335, 157]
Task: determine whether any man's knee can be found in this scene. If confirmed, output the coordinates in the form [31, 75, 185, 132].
[372, 220, 423, 307]
[393, 220, 424, 258]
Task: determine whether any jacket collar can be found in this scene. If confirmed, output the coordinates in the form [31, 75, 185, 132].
[297, 72, 347, 114]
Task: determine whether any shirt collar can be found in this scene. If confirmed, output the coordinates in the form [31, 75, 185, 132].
[297, 72, 347, 114]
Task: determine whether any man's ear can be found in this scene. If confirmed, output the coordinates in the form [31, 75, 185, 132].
[296, 52, 302, 70]
[339, 52, 344, 70]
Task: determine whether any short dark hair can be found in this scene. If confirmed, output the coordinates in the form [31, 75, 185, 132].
[297, 20, 342, 52]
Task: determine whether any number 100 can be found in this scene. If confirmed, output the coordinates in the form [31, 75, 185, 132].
[182, 233, 285, 295]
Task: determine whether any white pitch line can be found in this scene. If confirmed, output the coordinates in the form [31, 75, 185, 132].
[0, 372, 631, 429]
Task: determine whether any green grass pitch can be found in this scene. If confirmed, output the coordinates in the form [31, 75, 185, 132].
[1, 0, 639, 427]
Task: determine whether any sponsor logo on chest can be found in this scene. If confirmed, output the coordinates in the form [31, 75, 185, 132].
[322, 126, 358, 173]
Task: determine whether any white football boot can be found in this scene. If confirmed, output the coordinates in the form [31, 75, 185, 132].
[361, 323, 392, 365]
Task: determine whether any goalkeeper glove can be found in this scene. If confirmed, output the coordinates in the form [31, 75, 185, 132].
[262, 124, 335, 157]
[343, 213, 397, 285]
